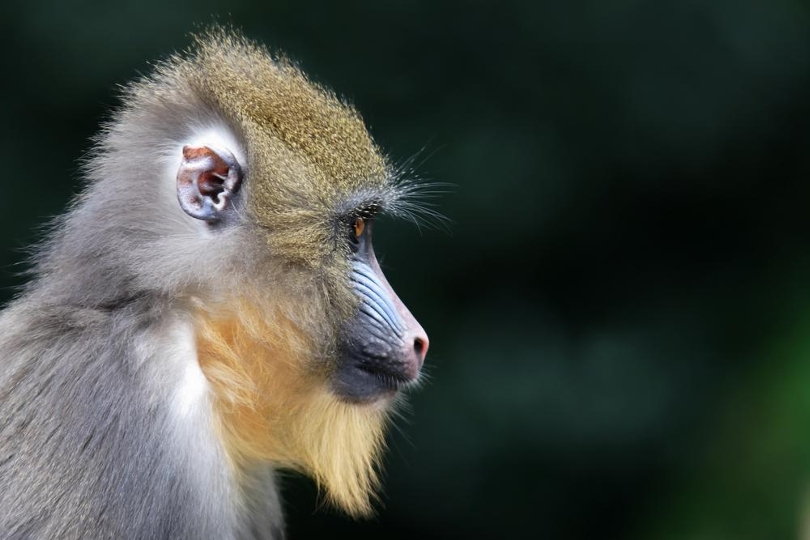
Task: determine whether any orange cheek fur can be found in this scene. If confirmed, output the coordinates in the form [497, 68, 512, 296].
[194, 298, 391, 517]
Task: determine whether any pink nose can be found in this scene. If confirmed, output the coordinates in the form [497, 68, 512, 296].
[403, 324, 430, 379]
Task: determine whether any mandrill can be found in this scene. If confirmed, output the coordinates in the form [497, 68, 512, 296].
[0, 28, 431, 539]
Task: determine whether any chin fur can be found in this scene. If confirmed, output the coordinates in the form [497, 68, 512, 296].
[193, 296, 392, 516]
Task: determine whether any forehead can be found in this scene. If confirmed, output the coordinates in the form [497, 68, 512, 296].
[182, 32, 390, 216]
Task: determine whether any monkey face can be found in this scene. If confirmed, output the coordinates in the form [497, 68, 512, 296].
[178, 137, 428, 404]
[168, 33, 431, 408]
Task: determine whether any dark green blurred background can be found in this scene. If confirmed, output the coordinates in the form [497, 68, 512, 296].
[3, 1, 810, 539]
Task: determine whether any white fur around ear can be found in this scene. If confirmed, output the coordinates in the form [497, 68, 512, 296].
[185, 125, 247, 167]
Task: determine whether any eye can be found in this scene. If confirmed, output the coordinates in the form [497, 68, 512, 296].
[353, 217, 365, 239]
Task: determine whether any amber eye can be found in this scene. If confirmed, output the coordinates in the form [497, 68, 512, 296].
[353, 217, 365, 238]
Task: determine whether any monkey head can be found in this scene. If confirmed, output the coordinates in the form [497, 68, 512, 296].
[85, 30, 430, 515]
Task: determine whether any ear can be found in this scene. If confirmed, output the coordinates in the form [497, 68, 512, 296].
[177, 145, 243, 222]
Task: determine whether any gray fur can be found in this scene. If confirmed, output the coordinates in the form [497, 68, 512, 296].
[0, 50, 285, 539]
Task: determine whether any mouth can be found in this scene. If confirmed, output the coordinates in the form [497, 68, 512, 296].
[332, 347, 421, 404]
[357, 361, 416, 390]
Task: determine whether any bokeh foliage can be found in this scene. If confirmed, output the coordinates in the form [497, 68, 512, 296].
[2, 1, 810, 538]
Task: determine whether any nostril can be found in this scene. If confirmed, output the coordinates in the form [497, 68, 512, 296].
[413, 336, 429, 361]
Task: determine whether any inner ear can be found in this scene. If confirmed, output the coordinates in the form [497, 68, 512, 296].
[177, 145, 243, 222]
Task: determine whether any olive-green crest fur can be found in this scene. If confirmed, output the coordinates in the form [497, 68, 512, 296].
[185, 30, 389, 265]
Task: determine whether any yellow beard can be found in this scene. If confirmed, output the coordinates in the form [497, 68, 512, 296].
[194, 299, 390, 516]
